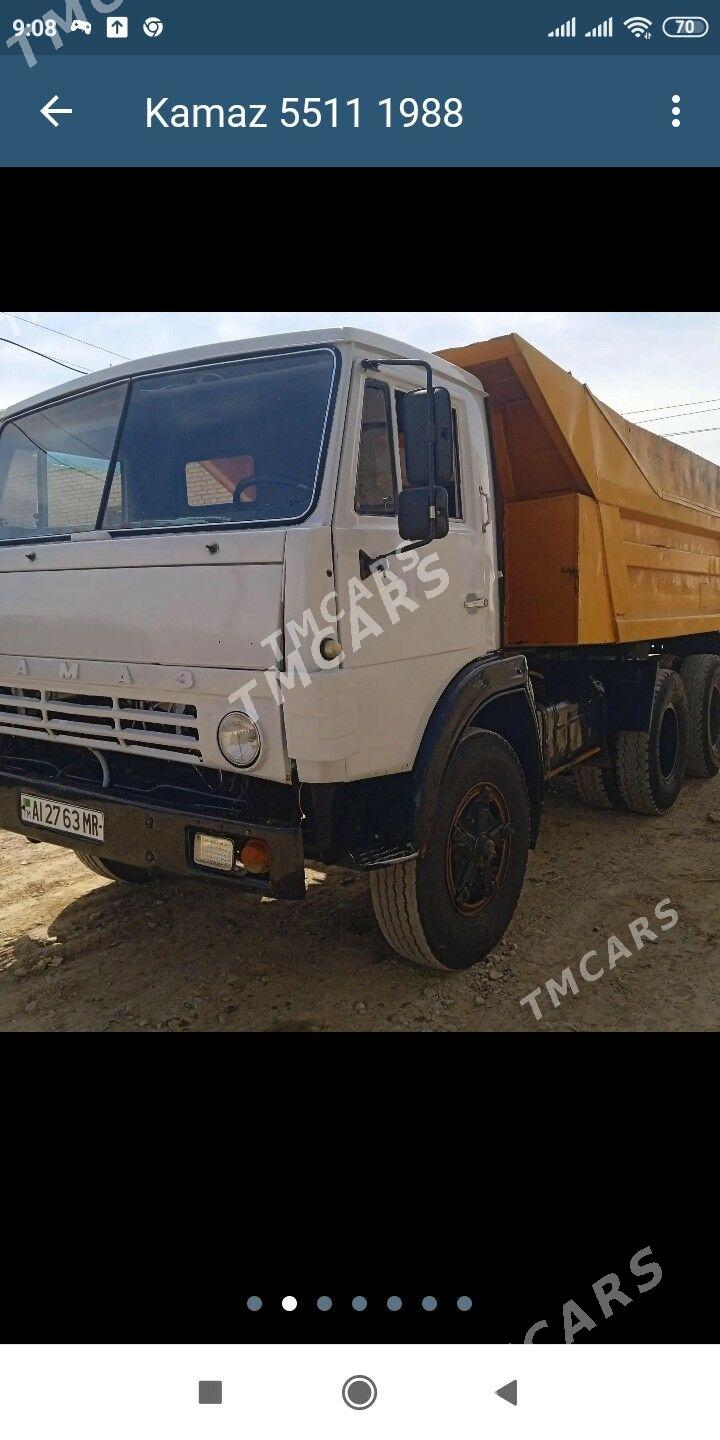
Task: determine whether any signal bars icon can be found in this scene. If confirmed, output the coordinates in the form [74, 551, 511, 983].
[548, 15, 576, 35]
[585, 14, 614, 33]
[547, 15, 576, 34]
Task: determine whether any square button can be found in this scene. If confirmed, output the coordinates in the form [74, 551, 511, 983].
[199, 1381, 223, 1405]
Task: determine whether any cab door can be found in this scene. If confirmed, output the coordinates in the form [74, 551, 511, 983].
[331, 358, 500, 780]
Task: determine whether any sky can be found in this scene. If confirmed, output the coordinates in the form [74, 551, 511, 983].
[1, 311, 719, 462]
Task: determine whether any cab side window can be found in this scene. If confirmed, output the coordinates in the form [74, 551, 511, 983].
[395, 392, 463, 520]
[355, 381, 397, 516]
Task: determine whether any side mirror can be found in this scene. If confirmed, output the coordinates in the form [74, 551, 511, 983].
[398, 486, 450, 544]
[403, 386, 454, 488]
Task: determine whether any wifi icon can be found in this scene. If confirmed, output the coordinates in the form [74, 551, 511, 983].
[624, 14, 653, 35]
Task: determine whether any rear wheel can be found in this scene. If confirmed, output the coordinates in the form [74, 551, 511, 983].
[613, 668, 689, 815]
[370, 731, 530, 970]
[574, 756, 622, 809]
[680, 653, 720, 778]
[74, 851, 154, 884]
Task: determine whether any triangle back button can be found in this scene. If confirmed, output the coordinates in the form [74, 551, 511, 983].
[495, 1380, 518, 1407]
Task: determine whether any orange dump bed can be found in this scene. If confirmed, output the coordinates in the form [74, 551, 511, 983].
[438, 334, 720, 649]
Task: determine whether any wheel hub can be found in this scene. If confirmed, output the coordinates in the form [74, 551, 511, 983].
[445, 782, 514, 917]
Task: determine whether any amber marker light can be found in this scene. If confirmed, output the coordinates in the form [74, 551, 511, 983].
[240, 840, 270, 875]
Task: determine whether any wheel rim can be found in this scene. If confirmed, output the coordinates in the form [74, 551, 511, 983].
[445, 782, 513, 917]
[658, 705, 679, 780]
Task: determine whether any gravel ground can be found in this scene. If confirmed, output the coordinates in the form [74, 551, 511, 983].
[1, 776, 719, 1032]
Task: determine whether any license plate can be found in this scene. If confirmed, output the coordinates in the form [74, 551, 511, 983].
[20, 793, 105, 843]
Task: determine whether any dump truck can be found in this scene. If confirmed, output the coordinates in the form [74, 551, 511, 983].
[1, 327, 719, 971]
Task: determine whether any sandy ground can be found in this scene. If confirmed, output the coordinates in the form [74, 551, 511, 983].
[2, 774, 720, 1032]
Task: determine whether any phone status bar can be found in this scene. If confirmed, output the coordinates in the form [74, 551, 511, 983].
[0, 0, 718, 56]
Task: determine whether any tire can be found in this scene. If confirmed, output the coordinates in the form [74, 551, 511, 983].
[574, 757, 622, 809]
[74, 851, 154, 884]
[613, 668, 689, 815]
[370, 730, 530, 971]
[680, 653, 720, 778]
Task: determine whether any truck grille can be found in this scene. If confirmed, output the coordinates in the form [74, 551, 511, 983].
[0, 686, 202, 763]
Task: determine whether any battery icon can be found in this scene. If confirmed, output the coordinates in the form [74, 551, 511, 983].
[662, 15, 710, 35]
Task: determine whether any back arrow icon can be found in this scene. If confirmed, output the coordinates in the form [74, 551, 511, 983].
[495, 1380, 518, 1407]
[41, 94, 73, 127]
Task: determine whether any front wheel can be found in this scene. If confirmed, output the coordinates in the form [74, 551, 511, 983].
[370, 731, 530, 970]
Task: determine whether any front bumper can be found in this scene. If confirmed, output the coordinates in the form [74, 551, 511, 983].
[0, 770, 306, 899]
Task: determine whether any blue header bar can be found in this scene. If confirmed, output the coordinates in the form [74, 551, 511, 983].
[0, 53, 716, 165]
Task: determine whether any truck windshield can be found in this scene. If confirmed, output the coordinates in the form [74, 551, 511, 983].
[0, 347, 336, 542]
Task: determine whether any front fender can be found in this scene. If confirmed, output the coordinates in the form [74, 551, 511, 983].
[411, 653, 544, 848]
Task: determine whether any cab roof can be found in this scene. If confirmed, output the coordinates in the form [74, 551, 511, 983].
[1, 327, 486, 420]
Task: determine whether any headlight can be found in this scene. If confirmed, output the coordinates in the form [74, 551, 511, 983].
[217, 711, 262, 768]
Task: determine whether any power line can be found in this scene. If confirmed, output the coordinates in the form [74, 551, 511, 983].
[3, 313, 128, 361]
[9, 419, 110, 484]
[640, 404, 720, 424]
[626, 394, 720, 417]
[0, 335, 89, 375]
[661, 424, 720, 438]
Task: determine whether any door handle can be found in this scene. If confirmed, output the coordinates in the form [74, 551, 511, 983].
[479, 487, 491, 532]
[465, 593, 488, 612]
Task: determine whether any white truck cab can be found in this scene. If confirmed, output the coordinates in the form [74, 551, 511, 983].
[0, 329, 546, 970]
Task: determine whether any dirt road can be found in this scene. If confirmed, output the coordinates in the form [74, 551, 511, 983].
[2, 775, 719, 1032]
